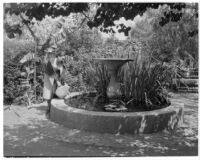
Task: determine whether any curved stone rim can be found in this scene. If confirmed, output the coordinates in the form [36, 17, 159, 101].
[50, 92, 184, 134]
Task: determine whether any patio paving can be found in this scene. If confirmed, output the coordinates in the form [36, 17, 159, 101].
[4, 92, 198, 157]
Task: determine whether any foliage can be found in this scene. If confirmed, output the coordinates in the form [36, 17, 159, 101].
[19, 54, 44, 105]
[4, 50, 44, 105]
[59, 21, 103, 92]
[149, 5, 198, 68]
[93, 63, 110, 98]
[3, 38, 34, 105]
[4, 3, 197, 37]
[128, 5, 198, 90]
[3, 3, 198, 107]
[120, 53, 171, 110]
[88, 3, 193, 34]
[4, 58, 24, 105]
[83, 39, 171, 110]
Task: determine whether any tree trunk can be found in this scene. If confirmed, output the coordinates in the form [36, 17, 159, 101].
[34, 43, 37, 102]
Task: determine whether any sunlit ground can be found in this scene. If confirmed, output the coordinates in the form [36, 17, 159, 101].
[4, 92, 198, 157]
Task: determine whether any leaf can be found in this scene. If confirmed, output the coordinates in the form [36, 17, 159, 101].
[20, 72, 27, 77]
[25, 67, 30, 72]
[20, 52, 35, 64]
[29, 69, 35, 74]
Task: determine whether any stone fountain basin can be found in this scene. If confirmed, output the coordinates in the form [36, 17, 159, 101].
[50, 92, 184, 135]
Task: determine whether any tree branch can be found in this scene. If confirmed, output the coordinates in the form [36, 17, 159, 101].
[19, 13, 38, 44]
[82, 11, 92, 21]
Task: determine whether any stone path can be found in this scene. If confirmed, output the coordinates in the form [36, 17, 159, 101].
[4, 93, 198, 157]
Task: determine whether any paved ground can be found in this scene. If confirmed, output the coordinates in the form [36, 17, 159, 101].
[4, 93, 198, 157]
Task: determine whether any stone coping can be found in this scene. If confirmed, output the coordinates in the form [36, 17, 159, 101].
[50, 92, 184, 134]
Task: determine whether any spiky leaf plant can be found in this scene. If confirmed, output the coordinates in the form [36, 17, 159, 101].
[120, 52, 171, 110]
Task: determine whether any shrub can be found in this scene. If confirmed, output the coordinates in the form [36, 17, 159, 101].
[4, 53, 26, 105]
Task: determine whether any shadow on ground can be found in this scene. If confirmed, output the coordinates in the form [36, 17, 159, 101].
[4, 93, 198, 157]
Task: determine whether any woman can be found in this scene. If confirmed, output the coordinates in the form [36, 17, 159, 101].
[43, 46, 64, 114]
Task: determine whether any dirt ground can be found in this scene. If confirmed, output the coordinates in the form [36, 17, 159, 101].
[3, 92, 198, 157]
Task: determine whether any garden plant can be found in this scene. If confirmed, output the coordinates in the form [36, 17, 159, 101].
[4, 3, 198, 110]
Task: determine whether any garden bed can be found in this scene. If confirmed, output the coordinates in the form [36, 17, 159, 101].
[50, 92, 184, 135]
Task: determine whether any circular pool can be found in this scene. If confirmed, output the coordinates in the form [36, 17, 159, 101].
[50, 92, 184, 134]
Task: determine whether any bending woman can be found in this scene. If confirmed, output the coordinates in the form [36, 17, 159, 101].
[43, 46, 64, 114]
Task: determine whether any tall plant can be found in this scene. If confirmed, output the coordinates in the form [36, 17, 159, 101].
[120, 52, 170, 110]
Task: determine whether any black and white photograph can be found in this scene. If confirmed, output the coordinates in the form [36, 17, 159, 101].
[3, 1, 199, 158]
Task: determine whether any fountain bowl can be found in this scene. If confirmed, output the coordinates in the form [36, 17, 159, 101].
[93, 58, 134, 70]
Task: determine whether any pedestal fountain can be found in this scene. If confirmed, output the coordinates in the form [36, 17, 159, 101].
[93, 58, 133, 99]
[49, 58, 184, 135]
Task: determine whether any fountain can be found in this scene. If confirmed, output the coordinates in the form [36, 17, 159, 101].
[93, 58, 134, 99]
[49, 58, 184, 135]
